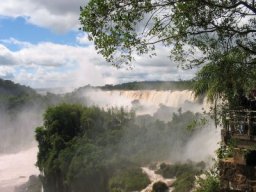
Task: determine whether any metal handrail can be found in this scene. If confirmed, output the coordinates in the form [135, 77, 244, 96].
[224, 109, 256, 139]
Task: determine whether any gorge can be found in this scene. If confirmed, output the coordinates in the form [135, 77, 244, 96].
[0, 81, 220, 192]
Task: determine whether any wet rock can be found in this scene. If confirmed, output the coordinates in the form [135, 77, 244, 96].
[14, 175, 42, 192]
[152, 181, 169, 192]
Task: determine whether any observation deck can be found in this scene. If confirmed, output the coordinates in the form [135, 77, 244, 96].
[220, 109, 256, 192]
[222, 109, 256, 148]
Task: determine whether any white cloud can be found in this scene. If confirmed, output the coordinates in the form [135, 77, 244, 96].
[0, 66, 15, 79]
[0, 35, 197, 89]
[76, 33, 92, 45]
[0, 0, 87, 32]
[0, 0, 199, 87]
[0, 0, 200, 87]
[26, 9, 79, 33]
[0, 38, 32, 48]
[16, 42, 78, 66]
[0, 40, 108, 88]
[0, 44, 18, 65]
[35, 0, 87, 15]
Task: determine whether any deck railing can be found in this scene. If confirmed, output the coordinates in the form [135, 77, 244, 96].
[224, 109, 256, 142]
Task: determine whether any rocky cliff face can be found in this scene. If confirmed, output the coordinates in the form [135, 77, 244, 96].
[220, 159, 256, 192]
[14, 175, 42, 192]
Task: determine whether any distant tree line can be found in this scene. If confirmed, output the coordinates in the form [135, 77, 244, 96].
[73, 80, 194, 91]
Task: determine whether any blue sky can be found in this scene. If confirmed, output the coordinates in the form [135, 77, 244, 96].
[0, 0, 196, 89]
[0, 17, 77, 50]
[0, 17, 77, 51]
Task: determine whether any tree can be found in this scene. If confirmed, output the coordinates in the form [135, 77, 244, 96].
[80, 0, 256, 107]
[35, 104, 139, 192]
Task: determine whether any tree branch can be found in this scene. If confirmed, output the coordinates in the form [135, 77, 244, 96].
[202, 0, 256, 14]
[237, 42, 256, 55]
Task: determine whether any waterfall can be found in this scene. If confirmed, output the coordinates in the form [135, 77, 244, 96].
[141, 167, 175, 192]
[83, 89, 209, 115]
[0, 89, 213, 191]
[0, 147, 39, 192]
[107, 90, 195, 107]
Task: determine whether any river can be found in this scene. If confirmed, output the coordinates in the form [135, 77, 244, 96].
[0, 147, 39, 192]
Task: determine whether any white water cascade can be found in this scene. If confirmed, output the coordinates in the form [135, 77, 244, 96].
[141, 167, 175, 192]
[109, 90, 195, 107]
[0, 147, 39, 192]
[83, 89, 209, 115]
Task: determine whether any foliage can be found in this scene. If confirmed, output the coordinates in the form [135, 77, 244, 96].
[36, 104, 134, 192]
[173, 172, 196, 192]
[216, 140, 237, 159]
[193, 48, 256, 103]
[0, 78, 39, 112]
[157, 161, 205, 178]
[36, 104, 203, 192]
[194, 164, 220, 192]
[80, 0, 256, 125]
[99, 80, 194, 91]
[0, 78, 63, 114]
[108, 167, 150, 192]
[0, 78, 65, 153]
[156, 161, 206, 192]
[118, 111, 202, 163]
[80, 0, 256, 67]
[0, 78, 36, 97]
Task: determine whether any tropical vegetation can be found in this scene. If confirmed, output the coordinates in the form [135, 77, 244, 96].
[36, 103, 205, 192]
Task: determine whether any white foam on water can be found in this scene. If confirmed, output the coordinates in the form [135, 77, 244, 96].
[0, 147, 39, 192]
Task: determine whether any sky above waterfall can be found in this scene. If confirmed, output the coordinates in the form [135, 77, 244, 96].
[0, 0, 198, 89]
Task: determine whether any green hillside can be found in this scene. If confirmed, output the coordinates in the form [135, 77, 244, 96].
[99, 81, 194, 90]
[0, 79, 39, 111]
[71, 81, 194, 96]
[0, 79, 37, 97]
